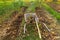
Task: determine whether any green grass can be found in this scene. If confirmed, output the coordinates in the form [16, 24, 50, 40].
[42, 3, 60, 20]
[0, 1, 23, 23]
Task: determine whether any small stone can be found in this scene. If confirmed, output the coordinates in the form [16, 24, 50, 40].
[27, 34, 29, 36]
[51, 31, 55, 34]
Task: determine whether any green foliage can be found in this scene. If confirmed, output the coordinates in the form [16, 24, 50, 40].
[0, 1, 23, 23]
[0, 1, 23, 15]
[27, 2, 36, 12]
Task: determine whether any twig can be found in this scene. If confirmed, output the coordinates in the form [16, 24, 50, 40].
[35, 14, 42, 39]
[24, 23, 26, 34]
[42, 23, 51, 32]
